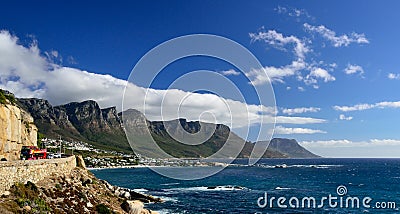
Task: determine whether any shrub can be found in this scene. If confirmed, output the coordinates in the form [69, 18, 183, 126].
[5, 94, 16, 105]
[55, 183, 62, 190]
[95, 203, 113, 214]
[0, 89, 16, 105]
[10, 182, 38, 200]
[0, 90, 6, 105]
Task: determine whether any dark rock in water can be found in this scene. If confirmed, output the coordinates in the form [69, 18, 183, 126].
[233, 186, 244, 190]
[127, 189, 163, 203]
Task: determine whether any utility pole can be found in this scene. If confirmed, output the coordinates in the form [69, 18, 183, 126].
[59, 135, 62, 156]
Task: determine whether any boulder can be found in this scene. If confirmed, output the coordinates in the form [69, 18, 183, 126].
[121, 200, 144, 214]
[76, 155, 86, 168]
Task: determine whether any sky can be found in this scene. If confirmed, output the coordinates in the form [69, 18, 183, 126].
[1, 1, 400, 157]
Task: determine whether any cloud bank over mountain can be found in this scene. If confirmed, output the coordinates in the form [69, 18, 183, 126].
[0, 31, 325, 132]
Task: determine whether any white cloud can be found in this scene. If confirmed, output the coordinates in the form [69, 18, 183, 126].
[282, 107, 320, 115]
[329, 63, 337, 68]
[274, 125, 326, 134]
[301, 139, 400, 148]
[300, 139, 400, 157]
[388, 73, 400, 80]
[334, 101, 400, 112]
[275, 6, 288, 14]
[298, 86, 305, 92]
[305, 67, 335, 83]
[245, 60, 305, 85]
[304, 23, 369, 47]
[220, 69, 240, 76]
[370, 139, 400, 145]
[248, 28, 338, 88]
[0, 30, 328, 132]
[344, 64, 364, 75]
[275, 6, 314, 21]
[333, 103, 374, 112]
[275, 116, 326, 124]
[249, 29, 309, 60]
[339, 114, 353, 120]
[0, 30, 48, 92]
[45, 50, 62, 64]
[376, 101, 400, 108]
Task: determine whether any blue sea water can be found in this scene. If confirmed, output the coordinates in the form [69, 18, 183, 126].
[92, 159, 400, 213]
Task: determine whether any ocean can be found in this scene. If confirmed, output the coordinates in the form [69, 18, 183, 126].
[92, 158, 400, 213]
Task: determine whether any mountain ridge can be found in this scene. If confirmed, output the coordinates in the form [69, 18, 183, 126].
[16, 96, 319, 158]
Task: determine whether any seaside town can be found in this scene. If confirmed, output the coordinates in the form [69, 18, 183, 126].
[40, 138, 224, 169]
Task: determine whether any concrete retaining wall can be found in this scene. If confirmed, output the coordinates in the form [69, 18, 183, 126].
[0, 156, 76, 194]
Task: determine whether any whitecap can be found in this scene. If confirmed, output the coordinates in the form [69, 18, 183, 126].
[156, 209, 181, 214]
[133, 188, 148, 193]
[166, 185, 246, 192]
[159, 196, 178, 203]
[160, 182, 180, 186]
[275, 187, 291, 190]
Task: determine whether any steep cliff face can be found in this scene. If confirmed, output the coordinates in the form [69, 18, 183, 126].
[264, 138, 320, 158]
[58, 101, 130, 151]
[0, 104, 37, 161]
[17, 96, 318, 158]
[18, 98, 80, 137]
[18, 99, 131, 152]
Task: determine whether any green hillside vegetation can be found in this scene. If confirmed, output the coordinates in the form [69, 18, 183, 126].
[0, 89, 16, 105]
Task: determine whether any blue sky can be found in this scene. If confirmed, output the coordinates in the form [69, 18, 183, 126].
[1, 1, 400, 157]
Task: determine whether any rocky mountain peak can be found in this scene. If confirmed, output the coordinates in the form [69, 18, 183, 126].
[267, 138, 320, 158]
[15, 96, 319, 158]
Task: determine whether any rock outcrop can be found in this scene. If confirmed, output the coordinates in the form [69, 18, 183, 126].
[0, 166, 160, 213]
[0, 103, 37, 161]
[18, 99, 131, 152]
[17, 98, 80, 136]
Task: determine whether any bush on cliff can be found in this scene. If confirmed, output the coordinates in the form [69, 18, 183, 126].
[0, 90, 6, 105]
[0, 89, 16, 105]
[10, 182, 51, 213]
[95, 203, 114, 214]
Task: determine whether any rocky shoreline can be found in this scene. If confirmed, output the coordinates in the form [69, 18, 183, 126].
[0, 166, 162, 213]
[100, 179, 163, 204]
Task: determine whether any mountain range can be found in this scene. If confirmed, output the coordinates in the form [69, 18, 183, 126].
[16, 97, 319, 158]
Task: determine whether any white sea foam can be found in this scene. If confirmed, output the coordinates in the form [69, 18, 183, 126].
[156, 209, 181, 214]
[166, 185, 246, 192]
[275, 187, 292, 190]
[133, 188, 148, 193]
[257, 164, 343, 169]
[160, 182, 180, 186]
[159, 196, 179, 202]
